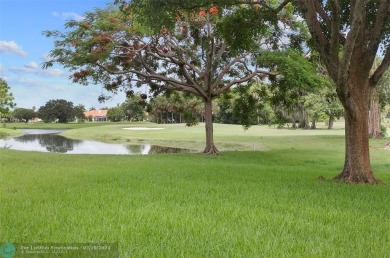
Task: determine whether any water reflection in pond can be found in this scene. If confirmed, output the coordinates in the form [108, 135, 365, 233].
[0, 129, 195, 155]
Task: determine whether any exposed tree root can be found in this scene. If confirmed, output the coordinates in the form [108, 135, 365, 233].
[369, 132, 383, 139]
[334, 169, 379, 184]
[203, 145, 219, 155]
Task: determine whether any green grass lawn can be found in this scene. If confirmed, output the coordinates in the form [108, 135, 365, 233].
[0, 128, 23, 138]
[1, 122, 390, 257]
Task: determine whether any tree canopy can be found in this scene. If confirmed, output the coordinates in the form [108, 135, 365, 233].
[13, 108, 36, 123]
[38, 99, 75, 123]
[0, 78, 16, 119]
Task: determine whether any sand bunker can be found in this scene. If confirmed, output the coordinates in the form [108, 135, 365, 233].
[123, 127, 164, 131]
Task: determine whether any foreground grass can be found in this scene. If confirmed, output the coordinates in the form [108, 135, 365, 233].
[1, 146, 389, 257]
[1, 122, 389, 256]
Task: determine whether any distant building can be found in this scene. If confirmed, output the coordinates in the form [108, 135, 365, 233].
[29, 117, 42, 123]
[84, 109, 108, 122]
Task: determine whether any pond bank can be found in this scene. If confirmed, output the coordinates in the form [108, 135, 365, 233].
[0, 128, 195, 155]
[0, 127, 23, 138]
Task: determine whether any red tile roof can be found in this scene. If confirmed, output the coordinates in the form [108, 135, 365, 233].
[84, 109, 108, 117]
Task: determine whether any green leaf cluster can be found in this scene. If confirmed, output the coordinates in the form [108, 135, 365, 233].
[0, 78, 16, 118]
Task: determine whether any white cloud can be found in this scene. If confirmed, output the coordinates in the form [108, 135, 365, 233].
[11, 78, 65, 90]
[43, 69, 64, 76]
[52, 11, 84, 21]
[10, 61, 64, 77]
[25, 61, 39, 69]
[0, 41, 28, 57]
[12, 78, 45, 87]
[0, 63, 4, 74]
[9, 66, 34, 73]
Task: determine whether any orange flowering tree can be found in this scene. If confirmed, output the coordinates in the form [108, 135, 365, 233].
[43, 5, 277, 154]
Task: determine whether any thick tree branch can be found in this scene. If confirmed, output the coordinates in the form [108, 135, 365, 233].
[337, 0, 366, 87]
[328, 0, 341, 71]
[96, 60, 202, 96]
[212, 56, 245, 88]
[211, 41, 227, 76]
[168, 42, 204, 76]
[203, 38, 215, 94]
[296, 1, 332, 73]
[366, 1, 390, 55]
[178, 64, 208, 98]
[314, 0, 332, 30]
[214, 69, 276, 96]
[369, 47, 390, 87]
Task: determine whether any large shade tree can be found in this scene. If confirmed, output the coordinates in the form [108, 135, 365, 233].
[129, 0, 390, 183]
[38, 99, 75, 123]
[291, 0, 390, 183]
[12, 108, 36, 123]
[43, 5, 277, 154]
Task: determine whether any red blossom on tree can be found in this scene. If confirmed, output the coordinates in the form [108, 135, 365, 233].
[209, 6, 218, 15]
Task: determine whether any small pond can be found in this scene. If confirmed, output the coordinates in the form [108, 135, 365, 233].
[0, 129, 194, 155]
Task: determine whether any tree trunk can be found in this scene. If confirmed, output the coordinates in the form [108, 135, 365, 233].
[311, 119, 316, 129]
[203, 98, 219, 155]
[291, 115, 297, 128]
[292, 121, 297, 128]
[335, 80, 378, 184]
[368, 87, 382, 139]
[300, 109, 309, 129]
[328, 115, 334, 129]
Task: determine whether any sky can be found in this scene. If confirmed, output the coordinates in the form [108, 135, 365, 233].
[0, 0, 126, 110]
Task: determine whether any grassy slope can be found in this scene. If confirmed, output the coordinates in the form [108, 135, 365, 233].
[1, 122, 390, 257]
[0, 128, 23, 138]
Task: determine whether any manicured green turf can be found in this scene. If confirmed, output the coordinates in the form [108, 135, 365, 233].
[1, 122, 389, 257]
[0, 127, 23, 138]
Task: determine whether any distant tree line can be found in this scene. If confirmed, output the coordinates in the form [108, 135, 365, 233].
[145, 83, 345, 130]
[107, 93, 147, 122]
[10, 99, 86, 123]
